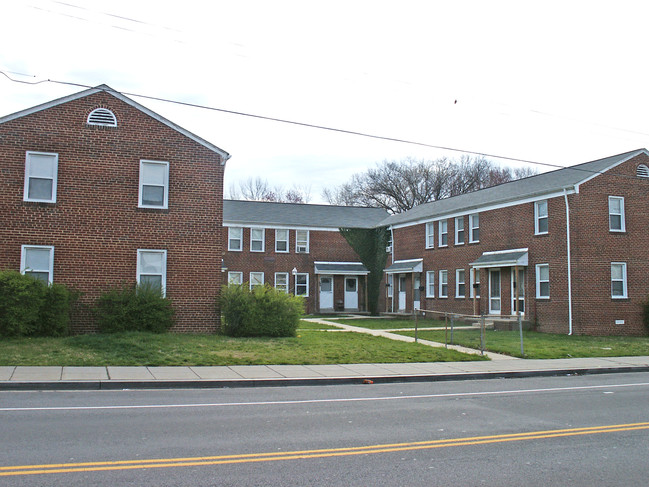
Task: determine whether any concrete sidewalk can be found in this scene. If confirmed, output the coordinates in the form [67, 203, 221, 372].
[2, 356, 648, 391]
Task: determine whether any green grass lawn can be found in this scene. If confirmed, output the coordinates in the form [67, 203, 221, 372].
[396, 329, 649, 359]
[331, 317, 447, 329]
[0, 326, 485, 366]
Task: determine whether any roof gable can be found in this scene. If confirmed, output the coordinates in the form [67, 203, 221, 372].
[0, 84, 230, 163]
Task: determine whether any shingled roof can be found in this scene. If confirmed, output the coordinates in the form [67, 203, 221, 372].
[224, 200, 389, 229]
[381, 149, 648, 227]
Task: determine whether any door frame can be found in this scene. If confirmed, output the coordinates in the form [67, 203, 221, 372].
[489, 269, 501, 315]
[319, 275, 334, 310]
[344, 276, 359, 310]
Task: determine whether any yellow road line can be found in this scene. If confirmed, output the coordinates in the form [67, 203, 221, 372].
[2, 422, 648, 477]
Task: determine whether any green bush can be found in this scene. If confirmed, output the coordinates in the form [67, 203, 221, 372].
[220, 284, 304, 337]
[95, 283, 175, 334]
[0, 271, 74, 337]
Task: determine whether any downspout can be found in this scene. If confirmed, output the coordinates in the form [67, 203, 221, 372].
[563, 189, 573, 335]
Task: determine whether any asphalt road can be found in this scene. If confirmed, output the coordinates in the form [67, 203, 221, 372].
[1, 372, 648, 486]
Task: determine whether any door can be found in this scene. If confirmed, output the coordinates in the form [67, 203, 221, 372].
[511, 268, 525, 315]
[413, 274, 421, 310]
[398, 274, 406, 311]
[489, 269, 501, 314]
[344, 277, 358, 310]
[319, 275, 334, 310]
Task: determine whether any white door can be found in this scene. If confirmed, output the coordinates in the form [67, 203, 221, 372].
[319, 275, 333, 310]
[511, 268, 525, 315]
[413, 275, 421, 310]
[398, 274, 406, 311]
[344, 277, 358, 310]
[489, 270, 501, 314]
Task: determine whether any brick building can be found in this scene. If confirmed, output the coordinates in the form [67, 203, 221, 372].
[382, 149, 649, 335]
[223, 200, 388, 314]
[0, 85, 230, 333]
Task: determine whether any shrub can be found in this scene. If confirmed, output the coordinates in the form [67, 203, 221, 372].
[95, 282, 175, 334]
[0, 271, 74, 337]
[220, 284, 304, 337]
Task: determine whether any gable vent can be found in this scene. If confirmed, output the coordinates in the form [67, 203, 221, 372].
[637, 164, 649, 178]
[87, 108, 117, 127]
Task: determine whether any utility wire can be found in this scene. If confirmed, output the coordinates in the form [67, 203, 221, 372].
[0, 70, 645, 182]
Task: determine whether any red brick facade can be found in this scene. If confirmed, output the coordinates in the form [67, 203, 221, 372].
[387, 151, 649, 335]
[0, 87, 228, 333]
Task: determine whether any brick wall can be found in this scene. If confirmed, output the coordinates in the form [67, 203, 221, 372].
[0, 91, 225, 333]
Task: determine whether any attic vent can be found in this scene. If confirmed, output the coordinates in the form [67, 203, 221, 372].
[637, 164, 649, 178]
[87, 108, 117, 127]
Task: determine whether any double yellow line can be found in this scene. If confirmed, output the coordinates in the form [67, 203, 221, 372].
[2, 422, 648, 477]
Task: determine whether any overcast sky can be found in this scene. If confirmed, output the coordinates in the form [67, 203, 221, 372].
[2, 0, 648, 203]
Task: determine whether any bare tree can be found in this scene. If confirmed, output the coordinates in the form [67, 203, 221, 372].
[323, 156, 537, 214]
[227, 177, 311, 203]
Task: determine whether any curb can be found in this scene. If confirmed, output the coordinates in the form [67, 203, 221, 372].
[2, 365, 648, 391]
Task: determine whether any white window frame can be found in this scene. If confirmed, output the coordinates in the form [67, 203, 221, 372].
[275, 272, 289, 293]
[228, 227, 243, 251]
[295, 272, 309, 296]
[470, 268, 481, 298]
[275, 229, 289, 253]
[138, 160, 169, 209]
[608, 196, 625, 232]
[456, 269, 466, 298]
[296, 230, 310, 253]
[535, 200, 548, 235]
[136, 249, 167, 296]
[439, 270, 448, 298]
[426, 271, 435, 298]
[425, 222, 435, 249]
[20, 245, 54, 284]
[387, 274, 393, 297]
[250, 228, 265, 252]
[469, 213, 480, 243]
[455, 216, 464, 245]
[249, 272, 264, 289]
[611, 262, 628, 299]
[439, 220, 448, 247]
[24, 151, 58, 203]
[535, 264, 550, 299]
[228, 271, 243, 285]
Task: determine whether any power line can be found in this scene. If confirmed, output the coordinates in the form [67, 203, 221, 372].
[0, 70, 645, 182]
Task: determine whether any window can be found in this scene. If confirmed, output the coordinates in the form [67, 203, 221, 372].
[387, 274, 393, 297]
[535, 200, 548, 235]
[21, 245, 54, 284]
[295, 273, 309, 296]
[275, 272, 289, 293]
[470, 268, 480, 298]
[87, 108, 117, 127]
[439, 270, 448, 298]
[296, 230, 309, 253]
[24, 152, 58, 203]
[535, 264, 549, 299]
[228, 271, 243, 285]
[249, 272, 264, 289]
[250, 228, 265, 252]
[139, 160, 169, 208]
[137, 249, 167, 296]
[637, 164, 649, 178]
[425, 222, 434, 249]
[456, 269, 466, 298]
[275, 229, 289, 253]
[608, 196, 625, 232]
[611, 263, 627, 299]
[469, 213, 480, 243]
[426, 271, 435, 297]
[455, 216, 464, 245]
[439, 220, 448, 247]
[228, 227, 243, 251]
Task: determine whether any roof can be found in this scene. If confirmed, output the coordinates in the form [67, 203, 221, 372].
[470, 249, 529, 268]
[381, 149, 648, 227]
[223, 200, 389, 229]
[314, 262, 369, 275]
[384, 259, 423, 274]
[0, 84, 231, 163]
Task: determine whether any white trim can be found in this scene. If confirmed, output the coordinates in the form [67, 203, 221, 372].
[425, 222, 434, 249]
[455, 269, 466, 298]
[469, 213, 480, 243]
[249, 271, 264, 289]
[534, 200, 549, 235]
[426, 271, 435, 298]
[136, 249, 167, 297]
[438, 219, 448, 247]
[274, 272, 289, 293]
[611, 262, 628, 299]
[223, 222, 341, 232]
[275, 229, 289, 253]
[574, 151, 646, 191]
[295, 272, 309, 297]
[535, 263, 550, 299]
[24, 151, 58, 203]
[608, 196, 626, 232]
[227, 227, 243, 251]
[227, 271, 243, 285]
[296, 229, 310, 253]
[250, 228, 265, 252]
[438, 270, 448, 298]
[385, 258, 424, 274]
[455, 216, 464, 245]
[138, 160, 169, 209]
[20, 245, 54, 284]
